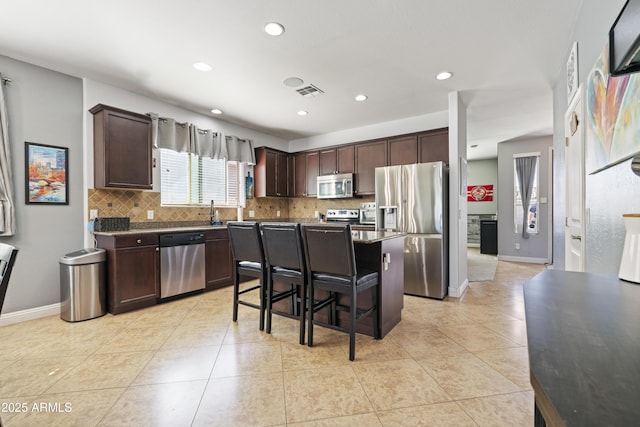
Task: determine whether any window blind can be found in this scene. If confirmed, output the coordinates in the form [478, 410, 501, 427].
[160, 148, 238, 207]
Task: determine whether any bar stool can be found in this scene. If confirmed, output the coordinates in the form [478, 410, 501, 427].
[301, 223, 379, 361]
[260, 222, 308, 344]
[227, 221, 267, 331]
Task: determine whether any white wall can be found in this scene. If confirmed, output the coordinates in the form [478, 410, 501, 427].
[448, 91, 468, 298]
[552, 0, 639, 274]
[498, 136, 552, 263]
[467, 159, 498, 215]
[289, 110, 448, 151]
[0, 55, 84, 315]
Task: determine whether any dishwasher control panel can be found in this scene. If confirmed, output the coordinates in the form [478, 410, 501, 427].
[159, 232, 205, 246]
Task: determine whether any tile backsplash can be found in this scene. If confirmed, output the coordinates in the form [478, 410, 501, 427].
[88, 189, 374, 225]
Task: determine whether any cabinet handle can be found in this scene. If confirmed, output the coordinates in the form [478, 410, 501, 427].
[156, 247, 159, 251]
[137, 239, 142, 244]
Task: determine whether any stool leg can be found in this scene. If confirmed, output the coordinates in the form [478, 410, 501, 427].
[259, 272, 266, 331]
[308, 284, 315, 347]
[349, 283, 358, 362]
[266, 271, 273, 334]
[349, 284, 357, 361]
[232, 269, 239, 322]
[299, 282, 307, 345]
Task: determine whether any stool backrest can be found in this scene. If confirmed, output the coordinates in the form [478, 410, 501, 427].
[261, 222, 305, 272]
[227, 222, 264, 264]
[0, 243, 18, 314]
[302, 224, 356, 278]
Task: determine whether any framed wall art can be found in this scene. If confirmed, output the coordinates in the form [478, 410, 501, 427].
[585, 44, 640, 174]
[25, 142, 69, 205]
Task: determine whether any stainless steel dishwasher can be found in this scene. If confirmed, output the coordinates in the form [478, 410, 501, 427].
[159, 232, 206, 299]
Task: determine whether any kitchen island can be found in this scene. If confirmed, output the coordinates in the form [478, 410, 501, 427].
[352, 230, 405, 338]
[524, 270, 640, 426]
[274, 229, 406, 338]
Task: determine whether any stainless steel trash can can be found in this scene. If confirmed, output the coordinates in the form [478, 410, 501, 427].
[59, 248, 107, 322]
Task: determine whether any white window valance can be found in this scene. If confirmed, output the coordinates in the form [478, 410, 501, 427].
[149, 113, 254, 164]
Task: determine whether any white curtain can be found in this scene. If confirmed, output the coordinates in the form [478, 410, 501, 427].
[149, 112, 255, 164]
[155, 117, 190, 153]
[191, 126, 227, 159]
[226, 136, 255, 164]
[0, 75, 15, 236]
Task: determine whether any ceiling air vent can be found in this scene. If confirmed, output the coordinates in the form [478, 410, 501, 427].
[296, 84, 324, 97]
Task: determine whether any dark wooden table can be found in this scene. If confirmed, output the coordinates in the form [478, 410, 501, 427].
[524, 270, 640, 426]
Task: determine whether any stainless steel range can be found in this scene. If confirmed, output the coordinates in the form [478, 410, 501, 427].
[326, 208, 360, 224]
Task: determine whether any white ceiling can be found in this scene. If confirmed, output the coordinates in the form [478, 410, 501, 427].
[0, 0, 582, 160]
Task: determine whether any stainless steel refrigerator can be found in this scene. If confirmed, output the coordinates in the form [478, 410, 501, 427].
[375, 162, 448, 299]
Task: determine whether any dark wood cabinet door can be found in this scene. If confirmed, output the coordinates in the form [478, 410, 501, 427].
[418, 128, 449, 163]
[337, 145, 355, 173]
[388, 135, 418, 165]
[114, 245, 158, 306]
[275, 151, 289, 197]
[293, 152, 307, 197]
[355, 140, 387, 195]
[319, 148, 338, 175]
[254, 147, 288, 197]
[306, 151, 319, 197]
[264, 149, 278, 196]
[90, 104, 152, 190]
[205, 230, 232, 290]
[97, 234, 159, 315]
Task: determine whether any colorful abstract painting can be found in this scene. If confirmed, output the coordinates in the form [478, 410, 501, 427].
[585, 43, 640, 174]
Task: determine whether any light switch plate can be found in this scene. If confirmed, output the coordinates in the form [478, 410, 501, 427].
[89, 209, 98, 219]
[249, 210, 255, 218]
[147, 210, 154, 220]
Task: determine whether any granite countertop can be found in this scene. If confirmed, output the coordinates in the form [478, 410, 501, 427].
[93, 224, 227, 236]
[92, 221, 396, 241]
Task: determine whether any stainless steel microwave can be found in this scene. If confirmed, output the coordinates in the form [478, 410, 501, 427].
[317, 173, 354, 199]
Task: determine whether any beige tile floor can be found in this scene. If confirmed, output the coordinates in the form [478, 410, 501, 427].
[0, 258, 545, 426]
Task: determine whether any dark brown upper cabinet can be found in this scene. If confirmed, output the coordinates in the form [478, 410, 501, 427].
[254, 147, 289, 197]
[90, 104, 153, 190]
[418, 128, 449, 164]
[319, 145, 355, 175]
[388, 135, 418, 165]
[355, 140, 387, 195]
[305, 151, 319, 197]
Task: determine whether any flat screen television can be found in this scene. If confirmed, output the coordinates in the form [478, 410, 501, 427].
[609, 0, 640, 75]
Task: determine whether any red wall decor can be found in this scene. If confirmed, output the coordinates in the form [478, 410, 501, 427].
[467, 184, 493, 202]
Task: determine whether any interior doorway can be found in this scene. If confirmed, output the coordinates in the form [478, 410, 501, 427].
[564, 87, 586, 272]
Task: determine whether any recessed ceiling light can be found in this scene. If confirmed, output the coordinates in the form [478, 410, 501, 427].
[264, 22, 285, 36]
[193, 62, 212, 72]
[436, 71, 453, 80]
[355, 94, 368, 102]
[283, 77, 304, 87]
[211, 109, 223, 115]
[297, 110, 308, 116]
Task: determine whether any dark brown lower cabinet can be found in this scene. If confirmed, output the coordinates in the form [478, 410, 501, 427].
[205, 229, 233, 290]
[96, 233, 159, 315]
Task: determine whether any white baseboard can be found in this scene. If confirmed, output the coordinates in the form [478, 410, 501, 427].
[498, 255, 548, 264]
[0, 303, 61, 326]
[448, 278, 469, 298]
